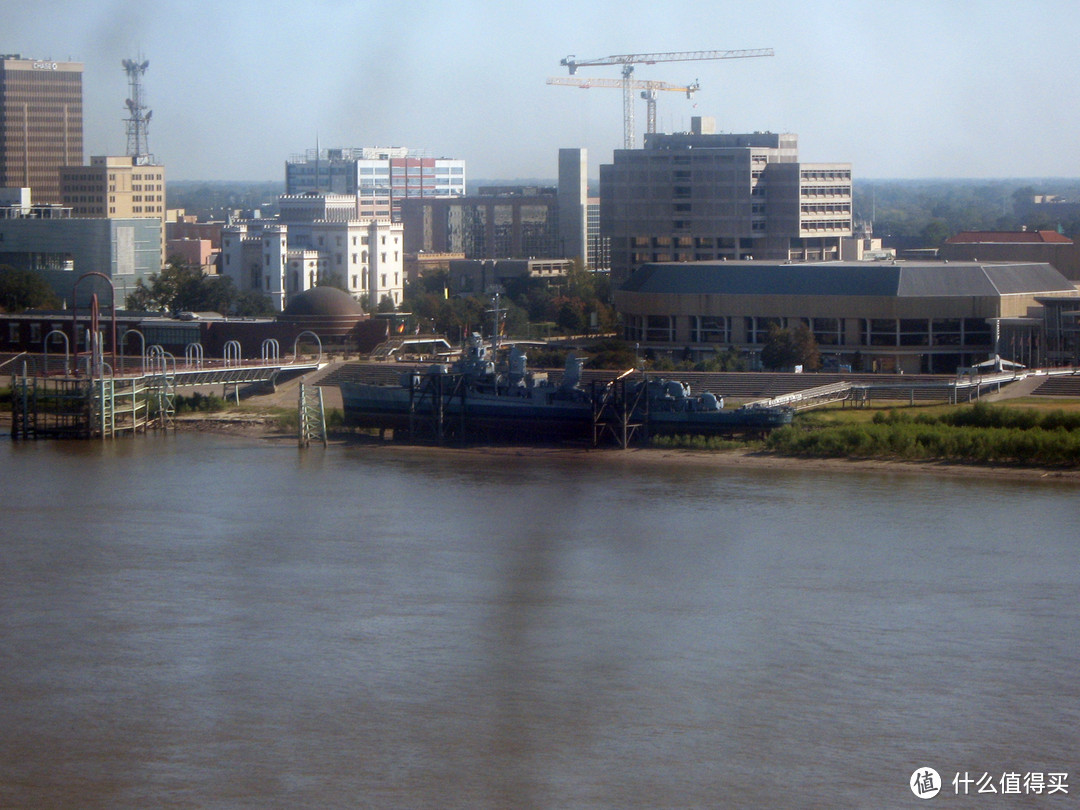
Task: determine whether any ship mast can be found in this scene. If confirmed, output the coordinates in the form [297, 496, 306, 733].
[487, 292, 506, 356]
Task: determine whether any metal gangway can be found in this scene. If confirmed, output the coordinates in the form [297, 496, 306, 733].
[744, 381, 853, 411]
[298, 382, 328, 448]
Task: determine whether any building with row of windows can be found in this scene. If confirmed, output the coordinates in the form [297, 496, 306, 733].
[58, 155, 166, 266]
[220, 192, 404, 312]
[599, 117, 852, 285]
[401, 148, 592, 269]
[614, 260, 1080, 373]
[59, 156, 165, 219]
[402, 185, 560, 262]
[285, 146, 465, 222]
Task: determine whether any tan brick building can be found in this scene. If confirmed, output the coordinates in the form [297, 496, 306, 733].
[59, 155, 166, 267]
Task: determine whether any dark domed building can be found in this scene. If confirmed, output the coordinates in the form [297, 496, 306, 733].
[279, 287, 364, 336]
[277, 286, 387, 350]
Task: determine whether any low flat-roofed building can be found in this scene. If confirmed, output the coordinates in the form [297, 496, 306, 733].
[941, 230, 1079, 279]
[615, 260, 1080, 373]
[0, 197, 162, 307]
[403, 252, 463, 286]
[448, 258, 572, 295]
[166, 237, 218, 275]
[1, 287, 389, 359]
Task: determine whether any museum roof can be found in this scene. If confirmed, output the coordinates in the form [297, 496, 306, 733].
[619, 261, 1079, 299]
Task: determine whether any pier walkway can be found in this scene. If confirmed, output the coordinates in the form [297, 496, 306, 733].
[8, 352, 326, 439]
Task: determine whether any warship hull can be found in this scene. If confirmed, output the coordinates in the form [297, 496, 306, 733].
[340, 378, 793, 440]
[339, 380, 594, 438]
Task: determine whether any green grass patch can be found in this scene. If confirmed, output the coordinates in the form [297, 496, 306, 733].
[650, 433, 766, 452]
[173, 392, 229, 414]
[766, 402, 1080, 466]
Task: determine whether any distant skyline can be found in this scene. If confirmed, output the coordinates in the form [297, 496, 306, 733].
[5, 0, 1080, 182]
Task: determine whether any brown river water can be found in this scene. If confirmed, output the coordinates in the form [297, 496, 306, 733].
[1, 433, 1078, 808]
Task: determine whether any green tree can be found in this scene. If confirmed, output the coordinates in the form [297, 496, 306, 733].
[761, 323, 821, 371]
[920, 218, 952, 249]
[554, 296, 586, 333]
[0, 266, 60, 312]
[322, 273, 348, 292]
[126, 260, 237, 314]
[587, 339, 639, 369]
[695, 346, 746, 372]
[233, 289, 275, 317]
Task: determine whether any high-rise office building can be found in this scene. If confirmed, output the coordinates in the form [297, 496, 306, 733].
[0, 54, 84, 204]
[600, 116, 852, 284]
[557, 148, 588, 267]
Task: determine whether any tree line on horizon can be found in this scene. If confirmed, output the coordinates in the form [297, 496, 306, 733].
[854, 178, 1080, 252]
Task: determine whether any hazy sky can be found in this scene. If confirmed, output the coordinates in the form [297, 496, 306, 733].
[6, 0, 1080, 182]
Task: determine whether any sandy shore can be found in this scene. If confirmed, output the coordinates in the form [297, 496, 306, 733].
[5, 408, 1076, 483]
[163, 413, 1080, 485]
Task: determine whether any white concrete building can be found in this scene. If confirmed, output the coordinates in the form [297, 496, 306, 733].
[221, 192, 403, 312]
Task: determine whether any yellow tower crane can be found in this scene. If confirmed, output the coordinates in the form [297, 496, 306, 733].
[547, 76, 700, 143]
[560, 49, 774, 148]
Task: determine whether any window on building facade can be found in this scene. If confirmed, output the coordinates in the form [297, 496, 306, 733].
[963, 319, 993, 347]
[746, 316, 784, 344]
[645, 315, 673, 342]
[931, 318, 962, 346]
[867, 319, 897, 346]
[812, 318, 842, 346]
[899, 319, 930, 347]
[693, 315, 729, 344]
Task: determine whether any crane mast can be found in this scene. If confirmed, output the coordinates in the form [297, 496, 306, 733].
[559, 48, 774, 148]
